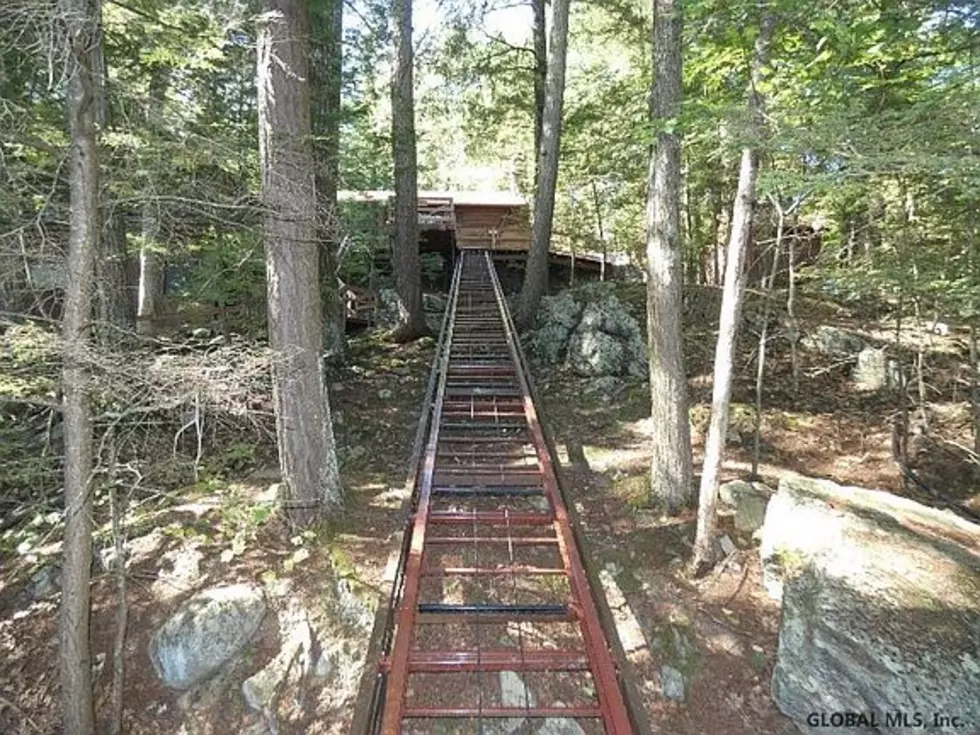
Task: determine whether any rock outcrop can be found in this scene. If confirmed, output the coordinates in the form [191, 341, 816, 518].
[761, 474, 980, 734]
[150, 584, 266, 690]
[242, 600, 313, 731]
[801, 325, 866, 356]
[719, 480, 772, 534]
[525, 284, 646, 378]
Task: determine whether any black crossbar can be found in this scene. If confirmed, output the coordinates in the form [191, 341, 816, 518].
[417, 603, 569, 615]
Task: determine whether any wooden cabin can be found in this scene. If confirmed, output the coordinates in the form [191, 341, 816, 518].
[336, 189, 634, 292]
[338, 189, 531, 253]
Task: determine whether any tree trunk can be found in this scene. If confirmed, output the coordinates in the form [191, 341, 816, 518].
[311, 0, 347, 360]
[136, 72, 167, 336]
[390, 0, 427, 341]
[258, 0, 343, 523]
[971, 324, 980, 455]
[751, 203, 784, 479]
[59, 0, 100, 730]
[136, 212, 163, 335]
[691, 13, 774, 575]
[532, 0, 547, 172]
[590, 178, 606, 281]
[646, 0, 694, 514]
[92, 16, 133, 335]
[515, 0, 570, 329]
[787, 225, 800, 395]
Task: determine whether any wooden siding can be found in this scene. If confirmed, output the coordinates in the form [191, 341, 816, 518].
[455, 204, 531, 251]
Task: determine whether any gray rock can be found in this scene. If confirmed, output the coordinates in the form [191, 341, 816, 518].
[538, 716, 586, 735]
[763, 474, 980, 735]
[718, 534, 738, 557]
[539, 290, 585, 331]
[242, 602, 312, 719]
[719, 481, 771, 534]
[525, 285, 646, 378]
[802, 325, 866, 356]
[151, 545, 204, 602]
[852, 346, 889, 391]
[577, 297, 633, 340]
[526, 322, 573, 365]
[30, 565, 61, 599]
[719, 480, 757, 507]
[150, 584, 266, 690]
[494, 670, 535, 735]
[735, 492, 769, 534]
[661, 664, 686, 702]
[98, 545, 126, 573]
[312, 650, 333, 680]
[567, 330, 627, 377]
[376, 288, 401, 328]
[422, 292, 447, 312]
[583, 376, 624, 399]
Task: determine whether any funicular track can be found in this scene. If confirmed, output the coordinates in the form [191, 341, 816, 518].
[360, 250, 639, 734]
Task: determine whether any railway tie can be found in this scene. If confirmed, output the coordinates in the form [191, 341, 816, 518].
[362, 250, 637, 734]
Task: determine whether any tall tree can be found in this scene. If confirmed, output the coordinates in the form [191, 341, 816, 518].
[59, 0, 101, 730]
[390, 0, 427, 341]
[311, 0, 347, 359]
[692, 10, 775, 574]
[258, 0, 343, 523]
[92, 16, 133, 335]
[532, 0, 547, 168]
[515, 0, 571, 329]
[646, 0, 694, 514]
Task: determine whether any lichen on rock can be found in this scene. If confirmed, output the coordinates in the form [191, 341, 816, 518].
[761, 474, 980, 734]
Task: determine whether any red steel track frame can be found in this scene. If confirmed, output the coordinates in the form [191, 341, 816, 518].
[373, 250, 635, 734]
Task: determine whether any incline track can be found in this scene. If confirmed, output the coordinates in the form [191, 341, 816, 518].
[361, 250, 637, 734]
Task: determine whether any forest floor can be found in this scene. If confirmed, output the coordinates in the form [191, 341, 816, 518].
[1, 283, 979, 734]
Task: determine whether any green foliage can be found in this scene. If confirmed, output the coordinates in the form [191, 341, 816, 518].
[202, 441, 259, 479]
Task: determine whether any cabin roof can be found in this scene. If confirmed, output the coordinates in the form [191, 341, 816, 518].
[338, 190, 527, 208]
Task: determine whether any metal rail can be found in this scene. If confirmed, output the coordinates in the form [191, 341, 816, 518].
[362, 250, 636, 734]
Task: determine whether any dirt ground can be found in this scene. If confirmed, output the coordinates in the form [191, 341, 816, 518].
[2, 287, 978, 734]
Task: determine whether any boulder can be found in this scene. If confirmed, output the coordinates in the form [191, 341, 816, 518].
[242, 601, 313, 726]
[150, 584, 266, 690]
[719, 480, 772, 534]
[762, 474, 980, 734]
[493, 670, 535, 735]
[572, 299, 646, 378]
[422, 292, 446, 313]
[525, 291, 583, 365]
[30, 564, 61, 600]
[802, 325, 866, 356]
[852, 346, 889, 391]
[661, 664, 686, 702]
[376, 288, 400, 328]
[525, 285, 646, 378]
[538, 713, 586, 734]
[567, 330, 627, 377]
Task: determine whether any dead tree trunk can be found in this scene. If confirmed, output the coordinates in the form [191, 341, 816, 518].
[136, 72, 167, 336]
[59, 0, 100, 730]
[515, 0, 570, 329]
[390, 0, 427, 341]
[692, 12, 775, 575]
[311, 0, 347, 359]
[258, 0, 343, 523]
[646, 0, 694, 514]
